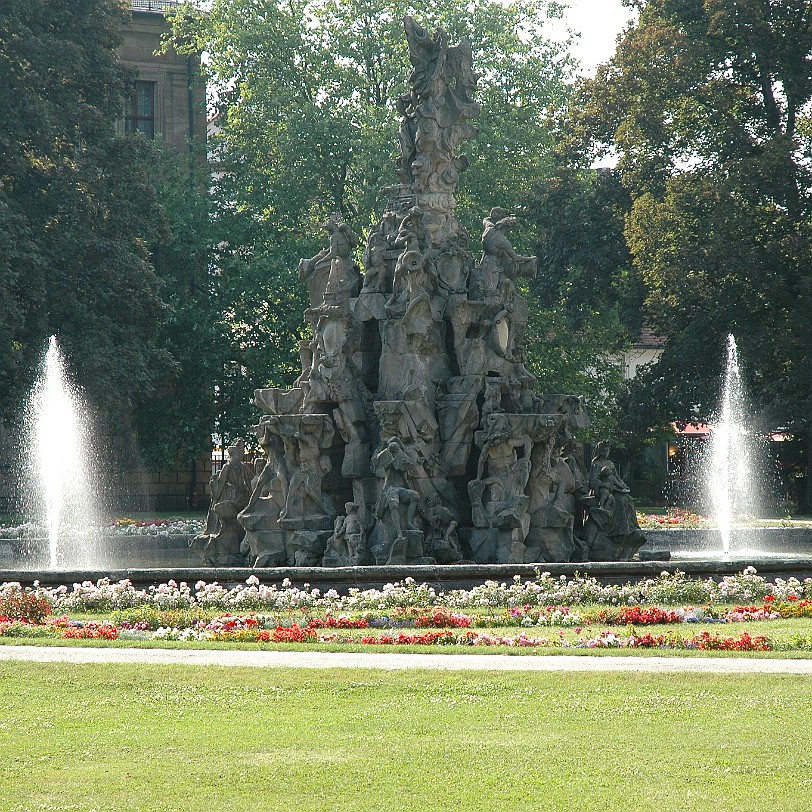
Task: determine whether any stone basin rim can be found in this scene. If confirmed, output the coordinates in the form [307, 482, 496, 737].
[4, 556, 812, 588]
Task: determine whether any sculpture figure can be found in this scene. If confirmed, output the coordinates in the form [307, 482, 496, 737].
[582, 441, 646, 561]
[396, 16, 479, 194]
[226, 18, 644, 568]
[395, 206, 432, 254]
[238, 432, 289, 566]
[373, 437, 421, 542]
[387, 248, 425, 309]
[422, 495, 463, 563]
[361, 227, 389, 293]
[526, 440, 580, 563]
[481, 377, 503, 423]
[323, 502, 367, 567]
[298, 216, 360, 308]
[191, 439, 253, 566]
[279, 421, 335, 527]
[479, 209, 537, 296]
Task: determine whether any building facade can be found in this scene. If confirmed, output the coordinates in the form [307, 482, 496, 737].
[118, 0, 206, 156]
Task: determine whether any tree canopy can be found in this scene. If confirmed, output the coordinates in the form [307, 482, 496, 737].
[0, 0, 171, 425]
[557, 0, 812, 445]
[166, 0, 609, 444]
[172, 0, 574, 232]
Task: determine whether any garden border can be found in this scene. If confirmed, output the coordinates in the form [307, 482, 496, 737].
[4, 556, 812, 591]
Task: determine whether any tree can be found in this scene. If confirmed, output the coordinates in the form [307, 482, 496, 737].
[522, 164, 644, 441]
[0, 0, 171, 426]
[166, 0, 581, 444]
[131, 141, 225, 469]
[556, 0, 812, 504]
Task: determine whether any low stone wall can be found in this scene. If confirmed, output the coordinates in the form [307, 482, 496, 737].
[4, 556, 812, 591]
[3, 528, 811, 590]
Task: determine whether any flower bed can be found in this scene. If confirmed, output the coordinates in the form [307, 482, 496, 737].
[2, 568, 812, 652]
[8, 566, 805, 616]
[0, 609, 786, 651]
[0, 568, 810, 652]
[636, 508, 713, 530]
[0, 517, 206, 539]
[108, 518, 205, 536]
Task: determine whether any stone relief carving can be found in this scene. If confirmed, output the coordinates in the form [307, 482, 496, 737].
[298, 216, 361, 308]
[582, 441, 646, 561]
[191, 439, 253, 566]
[323, 502, 369, 567]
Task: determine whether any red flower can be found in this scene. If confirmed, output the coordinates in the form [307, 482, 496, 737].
[271, 624, 316, 643]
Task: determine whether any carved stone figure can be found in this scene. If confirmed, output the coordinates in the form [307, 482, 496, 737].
[191, 439, 253, 566]
[481, 377, 503, 422]
[526, 441, 578, 563]
[582, 441, 646, 561]
[373, 438, 421, 538]
[298, 216, 360, 308]
[323, 502, 368, 567]
[467, 416, 533, 563]
[422, 495, 463, 563]
[480, 209, 537, 287]
[361, 227, 389, 293]
[279, 420, 335, 528]
[237, 430, 288, 567]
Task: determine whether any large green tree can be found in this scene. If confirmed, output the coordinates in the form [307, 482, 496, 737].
[131, 141, 225, 469]
[0, 0, 171, 424]
[556, 0, 812, 501]
[523, 165, 643, 441]
[167, 0, 584, 444]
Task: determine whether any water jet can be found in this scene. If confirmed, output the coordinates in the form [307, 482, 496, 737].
[21, 336, 106, 569]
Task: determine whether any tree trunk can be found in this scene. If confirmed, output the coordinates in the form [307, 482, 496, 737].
[802, 428, 812, 515]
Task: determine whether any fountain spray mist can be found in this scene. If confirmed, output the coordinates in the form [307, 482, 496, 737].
[707, 335, 756, 556]
[27, 336, 105, 569]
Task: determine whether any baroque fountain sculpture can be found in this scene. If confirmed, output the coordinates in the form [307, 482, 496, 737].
[192, 17, 646, 568]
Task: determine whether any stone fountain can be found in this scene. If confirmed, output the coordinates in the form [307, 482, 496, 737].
[191, 17, 647, 569]
[8, 20, 808, 591]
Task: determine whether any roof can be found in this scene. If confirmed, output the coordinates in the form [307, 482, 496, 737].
[671, 422, 712, 436]
[128, 0, 180, 13]
[633, 327, 666, 349]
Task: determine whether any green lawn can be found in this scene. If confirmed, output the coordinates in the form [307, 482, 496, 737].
[1, 662, 811, 811]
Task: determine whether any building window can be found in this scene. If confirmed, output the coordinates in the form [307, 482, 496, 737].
[125, 81, 155, 139]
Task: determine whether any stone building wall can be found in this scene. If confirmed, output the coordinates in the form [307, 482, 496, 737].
[113, 1, 212, 515]
[118, 1, 207, 153]
[117, 455, 213, 512]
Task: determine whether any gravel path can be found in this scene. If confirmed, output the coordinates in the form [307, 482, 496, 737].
[2, 645, 812, 673]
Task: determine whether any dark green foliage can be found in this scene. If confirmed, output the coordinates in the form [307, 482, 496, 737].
[131, 142, 222, 467]
[166, 0, 589, 443]
[554, 0, 812, 461]
[522, 165, 641, 441]
[0, 0, 170, 427]
[526, 167, 641, 334]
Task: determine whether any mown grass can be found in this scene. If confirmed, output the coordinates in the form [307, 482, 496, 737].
[1, 662, 811, 811]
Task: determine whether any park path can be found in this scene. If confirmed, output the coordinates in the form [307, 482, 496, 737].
[2, 645, 812, 674]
